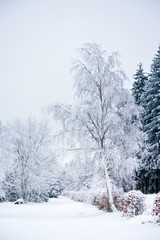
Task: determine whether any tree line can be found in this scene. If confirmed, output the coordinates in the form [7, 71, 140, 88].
[0, 42, 159, 208]
[132, 46, 160, 194]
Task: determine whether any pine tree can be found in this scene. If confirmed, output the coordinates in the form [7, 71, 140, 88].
[132, 63, 148, 193]
[141, 46, 160, 193]
[132, 63, 148, 105]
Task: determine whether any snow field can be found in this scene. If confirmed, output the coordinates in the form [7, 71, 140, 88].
[0, 196, 159, 240]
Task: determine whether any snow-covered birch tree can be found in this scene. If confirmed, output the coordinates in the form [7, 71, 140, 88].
[49, 42, 144, 211]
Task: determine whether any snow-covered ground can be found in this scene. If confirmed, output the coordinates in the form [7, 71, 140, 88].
[0, 196, 159, 240]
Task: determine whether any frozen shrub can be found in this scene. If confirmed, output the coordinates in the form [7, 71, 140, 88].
[92, 193, 111, 211]
[64, 191, 90, 203]
[64, 189, 113, 211]
[0, 188, 5, 203]
[14, 198, 24, 204]
[64, 189, 124, 212]
[115, 190, 145, 217]
[152, 192, 160, 223]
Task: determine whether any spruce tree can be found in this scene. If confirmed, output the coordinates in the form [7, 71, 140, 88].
[141, 46, 160, 193]
[132, 63, 148, 193]
[132, 63, 148, 105]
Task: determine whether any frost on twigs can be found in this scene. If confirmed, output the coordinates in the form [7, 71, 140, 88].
[152, 192, 160, 223]
[115, 190, 145, 217]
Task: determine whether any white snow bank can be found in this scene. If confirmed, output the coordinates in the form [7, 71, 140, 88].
[0, 196, 159, 240]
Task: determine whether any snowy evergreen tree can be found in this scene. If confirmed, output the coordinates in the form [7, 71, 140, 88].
[132, 63, 148, 193]
[132, 63, 148, 105]
[49, 42, 144, 211]
[140, 46, 160, 193]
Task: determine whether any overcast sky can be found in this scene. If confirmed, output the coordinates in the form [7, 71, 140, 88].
[0, 0, 160, 123]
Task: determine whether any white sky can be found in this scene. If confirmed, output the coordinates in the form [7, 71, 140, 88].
[0, 0, 160, 122]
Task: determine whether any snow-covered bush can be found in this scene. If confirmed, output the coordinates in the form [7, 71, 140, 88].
[64, 189, 116, 212]
[14, 198, 24, 204]
[64, 190, 94, 203]
[92, 193, 111, 211]
[49, 181, 63, 198]
[115, 190, 145, 217]
[152, 192, 160, 223]
[92, 188, 123, 212]
[0, 186, 5, 203]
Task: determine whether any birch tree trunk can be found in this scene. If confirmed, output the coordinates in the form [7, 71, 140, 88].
[101, 153, 116, 212]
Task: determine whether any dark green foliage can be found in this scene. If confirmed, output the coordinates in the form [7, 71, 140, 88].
[142, 46, 160, 168]
[132, 63, 148, 105]
[135, 47, 160, 193]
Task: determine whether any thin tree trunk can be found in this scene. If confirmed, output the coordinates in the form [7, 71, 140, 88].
[101, 155, 116, 212]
